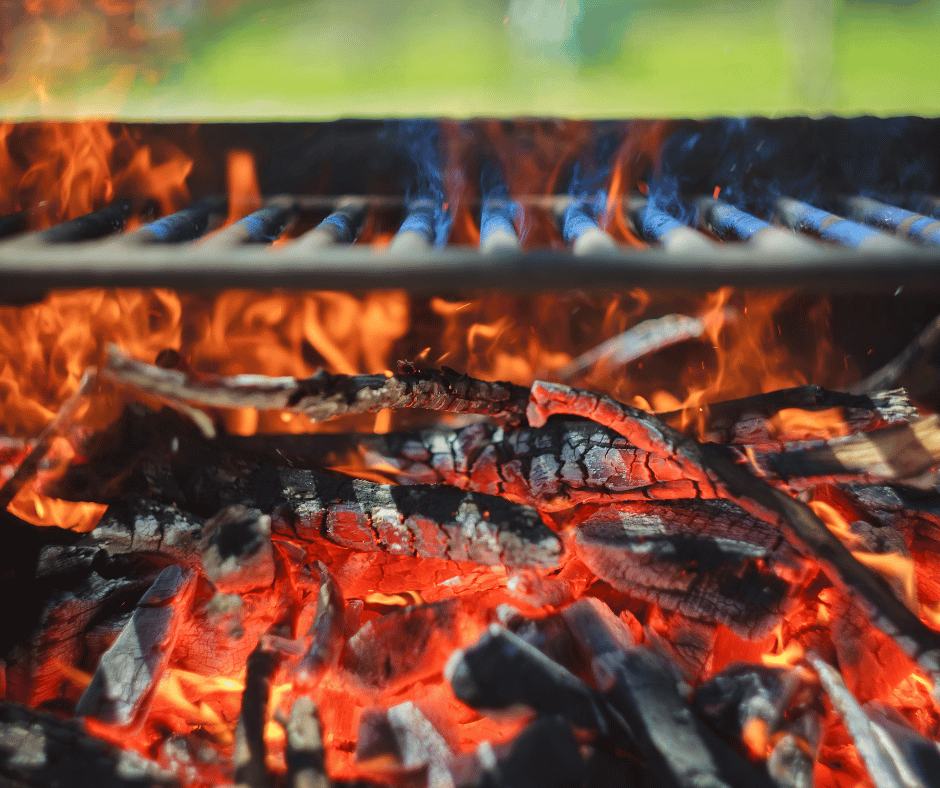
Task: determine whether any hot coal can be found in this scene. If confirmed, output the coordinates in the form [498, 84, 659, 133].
[355, 702, 454, 788]
[293, 561, 344, 692]
[0, 700, 177, 788]
[446, 624, 610, 735]
[284, 697, 330, 788]
[451, 716, 586, 788]
[75, 565, 197, 729]
[199, 505, 275, 594]
[233, 640, 280, 788]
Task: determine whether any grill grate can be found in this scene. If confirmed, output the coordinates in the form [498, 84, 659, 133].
[0, 191, 939, 299]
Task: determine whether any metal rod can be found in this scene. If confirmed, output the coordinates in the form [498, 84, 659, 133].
[627, 196, 717, 253]
[696, 196, 822, 253]
[200, 196, 297, 249]
[552, 197, 618, 255]
[0, 244, 938, 299]
[479, 198, 521, 254]
[284, 198, 367, 254]
[0, 210, 28, 240]
[126, 198, 227, 245]
[774, 197, 913, 251]
[0, 201, 133, 249]
[388, 199, 439, 254]
[836, 195, 940, 247]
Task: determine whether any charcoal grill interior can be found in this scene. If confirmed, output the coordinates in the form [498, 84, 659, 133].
[2, 117, 940, 298]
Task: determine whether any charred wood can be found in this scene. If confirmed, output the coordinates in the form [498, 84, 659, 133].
[558, 596, 638, 663]
[200, 505, 276, 594]
[75, 565, 197, 729]
[595, 645, 775, 788]
[293, 561, 344, 692]
[808, 654, 920, 788]
[573, 499, 801, 639]
[526, 381, 940, 686]
[284, 697, 330, 788]
[102, 346, 531, 434]
[865, 702, 940, 788]
[234, 641, 279, 788]
[445, 624, 609, 735]
[0, 700, 177, 787]
[341, 599, 461, 695]
[451, 716, 586, 788]
[766, 735, 814, 788]
[355, 702, 454, 788]
[5, 572, 146, 708]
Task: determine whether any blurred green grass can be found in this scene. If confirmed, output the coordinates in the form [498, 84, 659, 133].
[2, 0, 939, 119]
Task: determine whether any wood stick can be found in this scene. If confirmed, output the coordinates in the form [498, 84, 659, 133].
[234, 641, 279, 788]
[101, 345, 530, 436]
[284, 697, 330, 788]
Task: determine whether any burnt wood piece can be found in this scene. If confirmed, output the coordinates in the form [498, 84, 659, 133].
[557, 597, 772, 788]
[102, 346, 531, 432]
[200, 505, 276, 593]
[596, 646, 776, 788]
[293, 561, 344, 692]
[89, 499, 204, 569]
[75, 565, 197, 729]
[126, 445, 563, 569]
[558, 309, 735, 381]
[808, 654, 917, 788]
[846, 311, 940, 396]
[446, 624, 610, 735]
[526, 381, 940, 684]
[355, 702, 454, 788]
[451, 716, 587, 788]
[0, 368, 97, 512]
[573, 499, 800, 639]
[770, 415, 940, 485]
[342, 599, 461, 695]
[865, 703, 940, 788]
[0, 700, 177, 788]
[234, 641, 279, 788]
[5, 572, 146, 707]
[284, 697, 330, 788]
[766, 735, 815, 788]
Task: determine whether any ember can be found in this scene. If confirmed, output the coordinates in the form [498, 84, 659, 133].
[3, 118, 940, 788]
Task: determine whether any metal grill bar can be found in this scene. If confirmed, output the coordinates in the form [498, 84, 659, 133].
[479, 199, 521, 254]
[553, 198, 618, 255]
[627, 196, 716, 253]
[836, 195, 940, 246]
[774, 197, 913, 252]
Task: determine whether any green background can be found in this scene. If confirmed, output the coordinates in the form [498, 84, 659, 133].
[1, 0, 938, 119]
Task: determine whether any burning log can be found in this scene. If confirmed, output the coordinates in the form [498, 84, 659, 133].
[572, 499, 801, 638]
[90, 499, 204, 569]
[446, 624, 610, 735]
[355, 702, 454, 788]
[283, 697, 330, 788]
[526, 381, 940, 686]
[75, 565, 197, 729]
[0, 700, 177, 787]
[102, 346, 531, 435]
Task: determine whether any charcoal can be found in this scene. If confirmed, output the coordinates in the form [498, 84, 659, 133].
[766, 734, 814, 788]
[284, 697, 330, 788]
[0, 700, 177, 787]
[200, 505, 275, 593]
[76, 565, 197, 728]
[574, 500, 798, 639]
[692, 664, 822, 755]
[583, 747, 646, 788]
[504, 613, 578, 670]
[91, 499, 203, 569]
[355, 702, 453, 788]
[445, 624, 609, 735]
[865, 702, 940, 788]
[234, 641, 280, 788]
[5, 572, 145, 707]
[594, 646, 775, 788]
[342, 599, 461, 695]
[643, 616, 718, 680]
[559, 596, 637, 662]
[451, 716, 586, 788]
[808, 654, 914, 788]
[293, 561, 344, 691]
[35, 544, 104, 581]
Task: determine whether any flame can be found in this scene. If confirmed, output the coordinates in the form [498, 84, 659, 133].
[225, 150, 262, 225]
